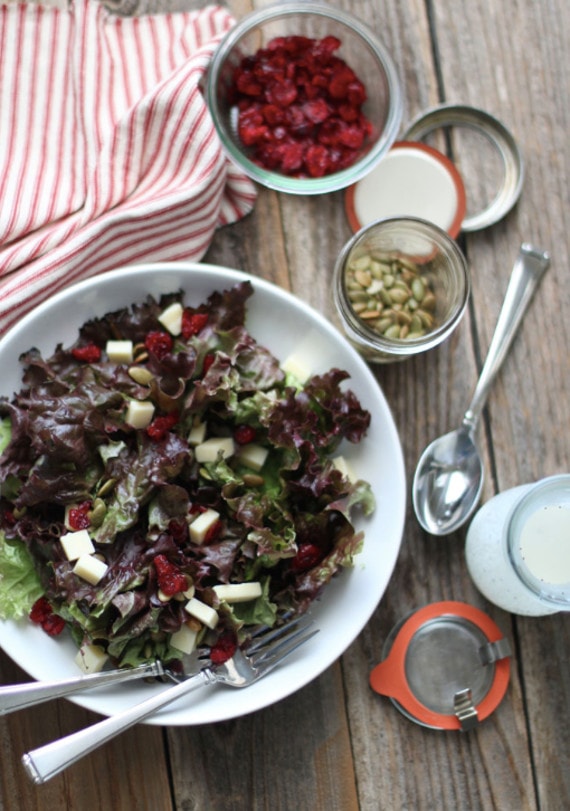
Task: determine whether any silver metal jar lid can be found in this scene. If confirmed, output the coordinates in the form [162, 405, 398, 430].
[370, 601, 512, 730]
[403, 104, 524, 232]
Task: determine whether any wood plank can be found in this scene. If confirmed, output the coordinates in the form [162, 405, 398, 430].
[431, 2, 570, 810]
[166, 663, 359, 811]
[0, 654, 173, 810]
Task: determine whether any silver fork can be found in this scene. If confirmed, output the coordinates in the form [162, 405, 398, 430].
[21, 615, 317, 784]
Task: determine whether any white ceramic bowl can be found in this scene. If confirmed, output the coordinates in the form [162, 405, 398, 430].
[0, 263, 406, 725]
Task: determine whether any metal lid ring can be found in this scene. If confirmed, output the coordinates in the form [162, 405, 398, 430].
[403, 104, 524, 232]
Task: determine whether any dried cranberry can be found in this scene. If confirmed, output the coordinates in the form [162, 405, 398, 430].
[181, 311, 209, 340]
[153, 554, 187, 597]
[42, 613, 66, 636]
[304, 144, 330, 177]
[168, 519, 188, 545]
[266, 79, 298, 107]
[314, 34, 341, 56]
[239, 120, 270, 146]
[202, 353, 216, 374]
[29, 596, 52, 624]
[29, 597, 66, 636]
[146, 413, 178, 441]
[280, 142, 305, 173]
[68, 501, 92, 530]
[290, 543, 323, 573]
[328, 65, 356, 99]
[210, 632, 237, 665]
[302, 98, 330, 124]
[3, 509, 16, 526]
[72, 344, 101, 363]
[235, 70, 262, 96]
[204, 520, 222, 545]
[230, 35, 371, 178]
[338, 124, 365, 150]
[261, 104, 285, 126]
[145, 331, 173, 360]
[233, 424, 256, 445]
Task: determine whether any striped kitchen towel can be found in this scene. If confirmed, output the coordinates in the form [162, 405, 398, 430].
[0, 0, 256, 337]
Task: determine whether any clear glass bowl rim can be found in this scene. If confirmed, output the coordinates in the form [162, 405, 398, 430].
[206, 1, 403, 195]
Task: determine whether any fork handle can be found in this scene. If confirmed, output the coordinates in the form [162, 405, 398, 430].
[0, 662, 161, 715]
[22, 670, 211, 784]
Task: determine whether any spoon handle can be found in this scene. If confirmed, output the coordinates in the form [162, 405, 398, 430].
[463, 243, 550, 428]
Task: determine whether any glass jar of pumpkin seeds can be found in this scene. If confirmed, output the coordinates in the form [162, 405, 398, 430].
[333, 216, 470, 362]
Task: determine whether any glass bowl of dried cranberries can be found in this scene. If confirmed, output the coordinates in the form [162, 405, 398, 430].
[333, 216, 471, 362]
[206, 2, 402, 194]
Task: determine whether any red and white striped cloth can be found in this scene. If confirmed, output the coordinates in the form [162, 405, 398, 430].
[0, 0, 256, 337]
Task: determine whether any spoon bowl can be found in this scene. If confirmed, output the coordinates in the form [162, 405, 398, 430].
[413, 424, 483, 535]
[412, 244, 550, 536]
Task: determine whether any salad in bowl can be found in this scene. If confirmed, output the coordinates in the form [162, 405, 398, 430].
[0, 278, 375, 677]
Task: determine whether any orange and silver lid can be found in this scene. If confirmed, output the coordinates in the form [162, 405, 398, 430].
[370, 601, 511, 731]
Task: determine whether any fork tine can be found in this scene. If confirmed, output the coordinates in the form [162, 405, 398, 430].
[249, 618, 318, 670]
[246, 614, 310, 655]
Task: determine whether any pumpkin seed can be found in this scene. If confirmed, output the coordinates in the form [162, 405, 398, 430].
[350, 255, 371, 271]
[384, 324, 401, 339]
[417, 309, 434, 329]
[355, 269, 372, 288]
[343, 250, 440, 342]
[88, 498, 107, 528]
[243, 473, 265, 487]
[389, 288, 409, 305]
[376, 317, 393, 333]
[97, 478, 117, 498]
[128, 366, 154, 386]
[411, 278, 425, 302]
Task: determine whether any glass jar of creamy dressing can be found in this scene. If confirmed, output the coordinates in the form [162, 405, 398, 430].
[465, 475, 570, 616]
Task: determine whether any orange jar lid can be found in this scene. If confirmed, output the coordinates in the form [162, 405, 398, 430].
[370, 601, 511, 730]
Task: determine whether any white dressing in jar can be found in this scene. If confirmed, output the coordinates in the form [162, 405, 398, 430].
[465, 476, 570, 616]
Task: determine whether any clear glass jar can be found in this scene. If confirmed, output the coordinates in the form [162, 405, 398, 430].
[465, 475, 570, 615]
[333, 216, 470, 363]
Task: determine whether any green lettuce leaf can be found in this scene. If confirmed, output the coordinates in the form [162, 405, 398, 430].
[0, 416, 11, 455]
[0, 531, 43, 619]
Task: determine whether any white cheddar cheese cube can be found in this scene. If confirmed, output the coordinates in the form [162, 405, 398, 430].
[213, 582, 262, 603]
[185, 597, 219, 630]
[194, 436, 235, 463]
[187, 419, 207, 446]
[74, 643, 109, 674]
[105, 340, 134, 364]
[332, 455, 357, 484]
[158, 302, 183, 336]
[170, 622, 199, 655]
[73, 554, 108, 585]
[189, 508, 220, 545]
[236, 443, 268, 472]
[281, 353, 311, 383]
[60, 529, 95, 561]
[125, 399, 155, 429]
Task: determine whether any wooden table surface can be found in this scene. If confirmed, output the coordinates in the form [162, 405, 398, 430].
[1, 1, 569, 809]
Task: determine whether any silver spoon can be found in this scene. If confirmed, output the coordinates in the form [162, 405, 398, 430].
[412, 243, 550, 536]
